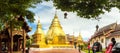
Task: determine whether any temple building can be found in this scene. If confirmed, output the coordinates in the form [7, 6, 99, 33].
[46, 13, 68, 45]
[66, 34, 74, 45]
[66, 33, 84, 46]
[32, 20, 46, 48]
[89, 22, 120, 48]
[0, 16, 31, 53]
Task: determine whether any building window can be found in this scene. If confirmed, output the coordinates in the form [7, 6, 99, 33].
[101, 39, 104, 43]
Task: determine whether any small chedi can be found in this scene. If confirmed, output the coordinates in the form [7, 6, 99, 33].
[77, 33, 84, 46]
[32, 20, 46, 48]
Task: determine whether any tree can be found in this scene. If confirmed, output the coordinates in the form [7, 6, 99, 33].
[50, 0, 120, 19]
[0, 0, 45, 30]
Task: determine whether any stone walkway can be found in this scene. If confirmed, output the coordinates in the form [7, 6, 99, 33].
[29, 48, 86, 53]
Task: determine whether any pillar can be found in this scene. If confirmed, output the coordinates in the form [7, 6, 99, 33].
[10, 36, 13, 53]
[20, 40, 22, 51]
[8, 41, 11, 53]
[0, 35, 2, 53]
[105, 36, 107, 48]
[17, 39, 19, 51]
[10, 21, 13, 53]
[23, 30, 26, 53]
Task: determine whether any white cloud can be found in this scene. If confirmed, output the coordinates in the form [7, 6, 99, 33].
[28, 1, 120, 41]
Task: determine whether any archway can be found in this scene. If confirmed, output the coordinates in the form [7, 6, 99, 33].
[13, 35, 22, 51]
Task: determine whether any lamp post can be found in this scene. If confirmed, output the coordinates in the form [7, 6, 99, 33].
[64, 12, 67, 19]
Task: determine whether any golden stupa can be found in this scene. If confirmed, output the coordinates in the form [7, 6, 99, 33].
[32, 13, 73, 48]
[77, 33, 84, 45]
[32, 20, 46, 48]
[46, 13, 68, 45]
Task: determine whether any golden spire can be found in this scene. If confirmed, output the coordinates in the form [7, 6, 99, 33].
[32, 17, 45, 47]
[37, 19, 41, 29]
[35, 17, 43, 34]
[50, 11, 62, 29]
[78, 33, 83, 41]
[77, 32, 84, 45]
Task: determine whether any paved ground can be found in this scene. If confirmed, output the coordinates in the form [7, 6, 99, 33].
[29, 48, 85, 53]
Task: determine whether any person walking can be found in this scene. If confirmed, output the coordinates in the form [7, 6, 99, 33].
[105, 38, 116, 53]
[78, 44, 81, 53]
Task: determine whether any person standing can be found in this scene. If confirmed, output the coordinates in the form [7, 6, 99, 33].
[92, 40, 101, 53]
[88, 43, 90, 53]
[105, 38, 116, 53]
[74, 42, 77, 49]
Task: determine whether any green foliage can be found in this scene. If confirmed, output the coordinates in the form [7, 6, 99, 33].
[83, 50, 103, 53]
[83, 50, 93, 53]
[26, 39, 31, 47]
[0, 0, 43, 31]
[26, 36, 33, 47]
[52, 0, 120, 18]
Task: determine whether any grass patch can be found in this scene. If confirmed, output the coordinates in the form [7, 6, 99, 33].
[83, 50, 103, 53]
[83, 50, 92, 53]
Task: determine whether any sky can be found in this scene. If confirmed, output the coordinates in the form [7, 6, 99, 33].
[28, 1, 120, 41]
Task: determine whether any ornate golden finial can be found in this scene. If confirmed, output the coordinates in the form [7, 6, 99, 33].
[54, 10, 58, 18]
[38, 16, 40, 23]
[36, 16, 41, 28]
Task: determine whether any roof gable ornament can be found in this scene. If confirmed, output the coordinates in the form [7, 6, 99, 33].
[110, 22, 117, 30]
